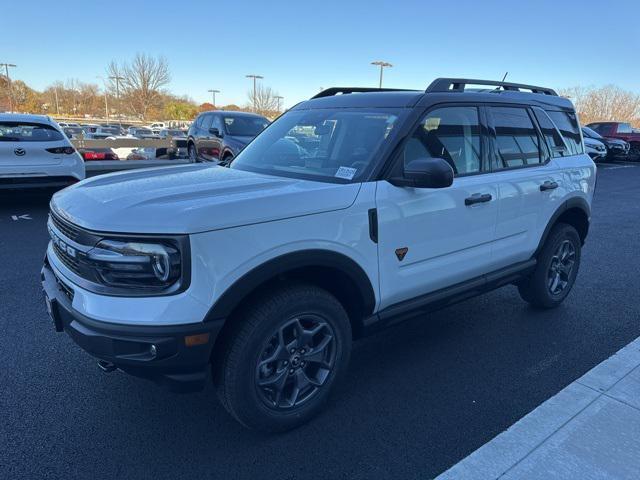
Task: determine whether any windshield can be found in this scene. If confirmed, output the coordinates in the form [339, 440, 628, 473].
[230, 108, 402, 183]
[223, 116, 269, 136]
[582, 126, 602, 139]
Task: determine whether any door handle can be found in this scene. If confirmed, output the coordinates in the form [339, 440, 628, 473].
[465, 193, 492, 206]
[540, 181, 559, 191]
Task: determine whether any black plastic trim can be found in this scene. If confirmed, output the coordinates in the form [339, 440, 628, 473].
[205, 250, 376, 321]
[534, 197, 591, 255]
[368, 208, 378, 244]
[41, 262, 222, 393]
[363, 259, 537, 333]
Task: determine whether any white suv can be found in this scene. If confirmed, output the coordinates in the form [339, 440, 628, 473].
[42, 79, 596, 431]
[0, 114, 85, 189]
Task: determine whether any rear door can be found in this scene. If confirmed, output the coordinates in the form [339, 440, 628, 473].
[0, 121, 66, 167]
[376, 104, 500, 309]
[488, 106, 566, 268]
[198, 114, 214, 160]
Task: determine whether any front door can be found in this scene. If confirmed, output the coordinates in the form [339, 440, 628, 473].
[376, 105, 499, 310]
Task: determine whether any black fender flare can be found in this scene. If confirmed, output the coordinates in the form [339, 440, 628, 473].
[534, 196, 591, 256]
[204, 249, 376, 321]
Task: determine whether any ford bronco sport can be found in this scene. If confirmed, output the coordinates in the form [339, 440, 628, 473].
[42, 78, 595, 431]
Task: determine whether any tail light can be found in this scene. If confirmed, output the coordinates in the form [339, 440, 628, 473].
[82, 151, 119, 161]
[46, 147, 76, 155]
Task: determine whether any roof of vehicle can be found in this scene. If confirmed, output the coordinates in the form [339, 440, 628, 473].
[0, 113, 55, 124]
[200, 110, 267, 118]
[296, 78, 574, 111]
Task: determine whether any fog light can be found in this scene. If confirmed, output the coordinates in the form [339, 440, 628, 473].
[149, 344, 158, 358]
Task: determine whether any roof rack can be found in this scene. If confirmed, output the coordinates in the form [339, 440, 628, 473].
[426, 78, 558, 96]
[312, 87, 416, 99]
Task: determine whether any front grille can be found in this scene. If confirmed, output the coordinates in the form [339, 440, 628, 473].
[50, 211, 81, 242]
[53, 242, 82, 276]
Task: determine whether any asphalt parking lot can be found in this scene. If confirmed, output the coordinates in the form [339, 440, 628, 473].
[1, 162, 639, 480]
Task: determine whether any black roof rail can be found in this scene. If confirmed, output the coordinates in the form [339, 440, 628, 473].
[426, 78, 558, 96]
[312, 87, 416, 99]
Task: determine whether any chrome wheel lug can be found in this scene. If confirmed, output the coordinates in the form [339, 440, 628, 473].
[289, 369, 294, 375]
[290, 348, 296, 354]
[283, 360, 288, 366]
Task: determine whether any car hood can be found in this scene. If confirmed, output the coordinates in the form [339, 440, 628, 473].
[605, 138, 627, 146]
[51, 165, 361, 234]
[583, 138, 604, 147]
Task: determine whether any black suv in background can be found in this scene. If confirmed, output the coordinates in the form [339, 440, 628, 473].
[187, 111, 269, 163]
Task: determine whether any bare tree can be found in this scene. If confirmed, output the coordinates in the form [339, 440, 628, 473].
[560, 85, 640, 126]
[247, 84, 279, 116]
[107, 53, 170, 119]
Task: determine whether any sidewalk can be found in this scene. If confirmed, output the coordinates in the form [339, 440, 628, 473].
[437, 337, 640, 479]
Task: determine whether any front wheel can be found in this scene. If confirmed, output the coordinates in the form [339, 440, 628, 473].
[188, 143, 198, 163]
[213, 284, 352, 432]
[518, 223, 581, 308]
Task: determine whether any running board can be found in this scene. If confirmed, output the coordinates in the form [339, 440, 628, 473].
[363, 259, 537, 334]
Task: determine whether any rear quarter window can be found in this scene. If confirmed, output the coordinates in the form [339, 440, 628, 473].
[0, 122, 64, 142]
[546, 111, 584, 155]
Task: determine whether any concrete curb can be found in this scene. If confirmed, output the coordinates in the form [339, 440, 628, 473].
[436, 337, 640, 479]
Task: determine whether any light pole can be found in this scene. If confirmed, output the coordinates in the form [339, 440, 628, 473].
[207, 89, 220, 107]
[53, 86, 60, 115]
[370, 61, 393, 88]
[109, 75, 124, 126]
[96, 76, 109, 120]
[246, 74, 264, 112]
[274, 95, 284, 113]
[0, 63, 17, 112]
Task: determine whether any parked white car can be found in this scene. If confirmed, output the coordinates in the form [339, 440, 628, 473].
[42, 78, 595, 432]
[0, 114, 85, 189]
[583, 136, 607, 161]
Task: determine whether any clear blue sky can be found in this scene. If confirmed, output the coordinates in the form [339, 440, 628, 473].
[5, 0, 639, 109]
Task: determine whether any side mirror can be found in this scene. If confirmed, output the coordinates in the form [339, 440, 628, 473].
[209, 127, 223, 138]
[390, 157, 454, 188]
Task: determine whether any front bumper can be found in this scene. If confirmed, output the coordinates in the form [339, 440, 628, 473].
[41, 259, 223, 392]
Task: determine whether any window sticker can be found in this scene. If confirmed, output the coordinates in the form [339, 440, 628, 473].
[335, 166, 357, 180]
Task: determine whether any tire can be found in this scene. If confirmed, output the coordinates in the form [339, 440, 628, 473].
[188, 143, 198, 163]
[518, 223, 581, 309]
[213, 283, 352, 432]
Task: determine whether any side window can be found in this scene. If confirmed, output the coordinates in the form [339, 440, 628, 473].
[532, 107, 567, 158]
[403, 106, 482, 176]
[195, 115, 204, 128]
[490, 107, 543, 169]
[546, 111, 584, 155]
[617, 123, 633, 134]
[201, 114, 213, 130]
[211, 115, 224, 132]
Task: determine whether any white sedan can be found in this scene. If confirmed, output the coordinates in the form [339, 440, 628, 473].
[0, 114, 85, 189]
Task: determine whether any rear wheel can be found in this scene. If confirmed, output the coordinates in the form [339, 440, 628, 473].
[213, 284, 351, 432]
[518, 223, 581, 308]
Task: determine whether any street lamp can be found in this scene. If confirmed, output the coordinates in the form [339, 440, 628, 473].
[207, 89, 220, 107]
[96, 76, 109, 120]
[246, 74, 264, 112]
[370, 61, 393, 88]
[109, 74, 124, 126]
[0, 63, 17, 112]
[274, 95, 284, 113]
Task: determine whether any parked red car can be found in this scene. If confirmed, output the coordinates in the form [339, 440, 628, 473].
[586, 122, 640, 159]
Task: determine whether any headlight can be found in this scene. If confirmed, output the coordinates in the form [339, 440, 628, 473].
[87, 239, 182, 290]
